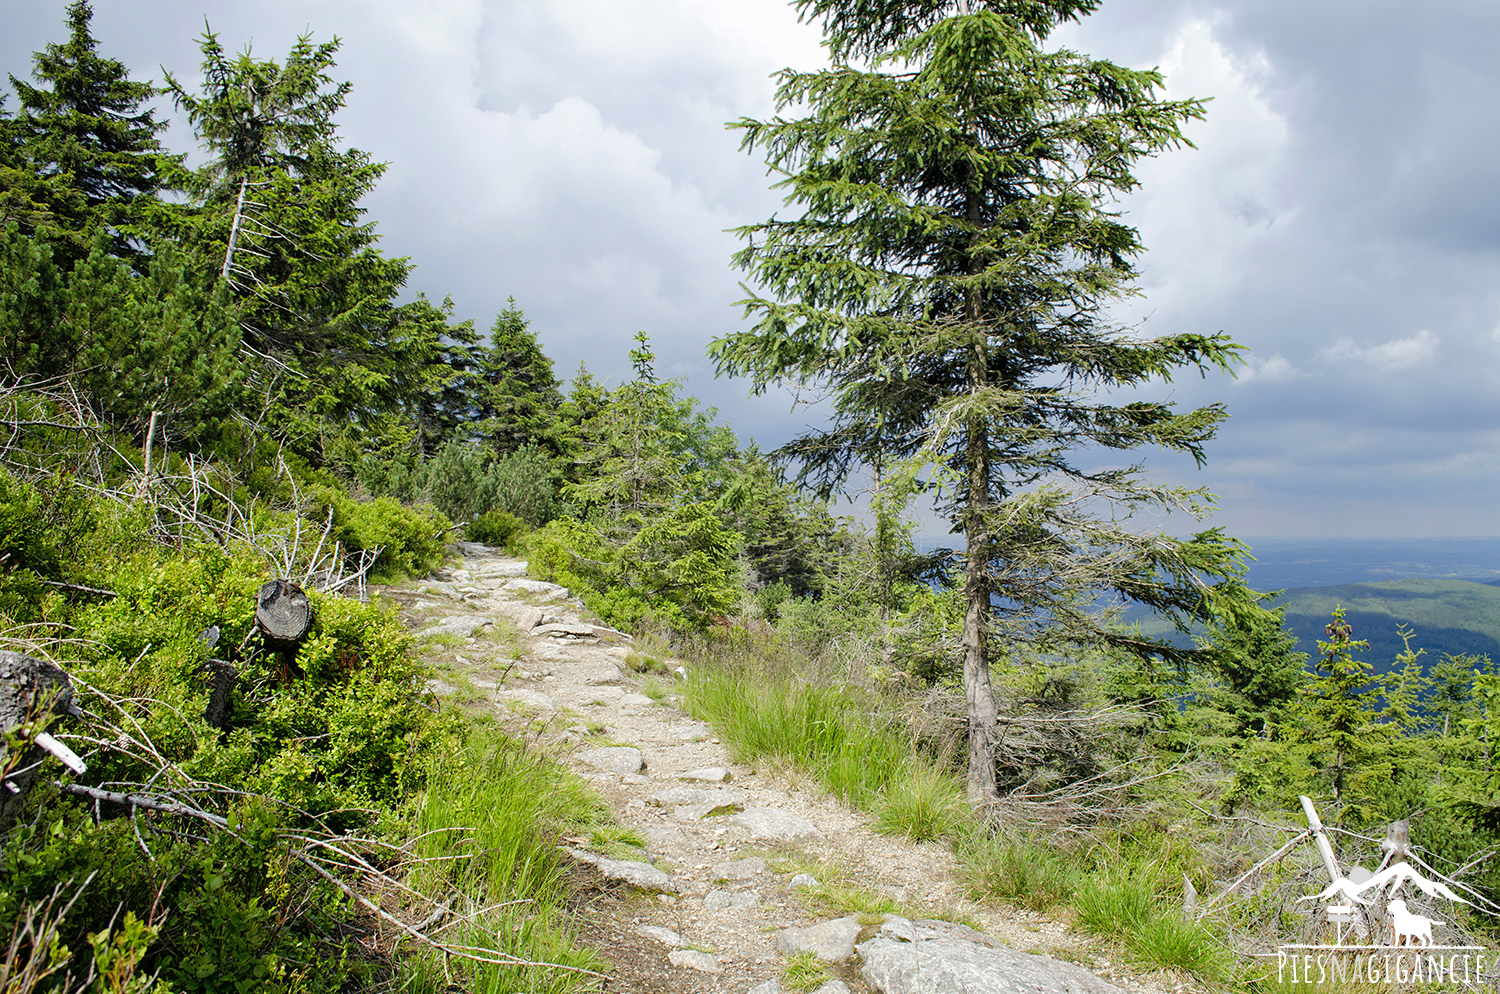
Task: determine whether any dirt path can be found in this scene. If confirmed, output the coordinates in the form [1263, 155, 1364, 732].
[374, 543, 1163, 994]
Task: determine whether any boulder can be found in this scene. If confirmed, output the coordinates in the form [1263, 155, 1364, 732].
[730, 807, 824, 844]
[858, 936, 1125, 994]
[575, 746, 643, 776]
[776, 916, 862, 964]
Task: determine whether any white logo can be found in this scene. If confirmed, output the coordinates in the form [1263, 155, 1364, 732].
[1272, 796, 1490, 986]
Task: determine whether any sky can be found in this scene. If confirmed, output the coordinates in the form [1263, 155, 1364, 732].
[4, 0, 1499, 542]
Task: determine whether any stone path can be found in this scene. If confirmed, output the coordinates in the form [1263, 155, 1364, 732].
[375, 542, 1169, 994]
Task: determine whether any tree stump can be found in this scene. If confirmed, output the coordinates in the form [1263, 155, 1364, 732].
[0, 651, 78, 834]
[255, 580, 313, 650]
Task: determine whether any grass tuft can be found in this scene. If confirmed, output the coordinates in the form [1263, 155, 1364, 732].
[781, 951, 833, 992]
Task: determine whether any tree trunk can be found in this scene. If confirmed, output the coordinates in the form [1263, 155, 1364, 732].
[962, 173, 999, 808]
[256, 579, 313, 650]
[0, 652, 79, 834]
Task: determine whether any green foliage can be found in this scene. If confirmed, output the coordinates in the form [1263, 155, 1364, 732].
[960, 833, 1079, 913]
[476, 299, 563, 456]
[467, 509, 524, 549]
[5, 0, 179, 258]
[1299, 607, 1392, 824]
[306, 484, 448, 581]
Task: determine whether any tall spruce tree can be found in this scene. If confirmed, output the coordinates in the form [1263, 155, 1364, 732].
[7, 1, 177, 258]
[713, 0, 1259, 803]
[477, 299, 562, 456]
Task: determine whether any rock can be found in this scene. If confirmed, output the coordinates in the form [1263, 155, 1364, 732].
[497, 689, 558, 712]
[453, 541, 490, 555]
[586, 686, 625, 704]
[703, 888, 759, 910]
[620, 693, 654, 707]
[668, 949, 721, 973]
[586, 666, 626, 686]
[648, 788, 748, 808]
[878, 916, 1003, 949]
[748, 982, 784, 994]
[416, 580, 461, 600]
[814, 983, 852, 994]
[502, 577, 570, 600]
[679, 766, 732, 782]
[421, 615, 494, 639]
[858, 937, 1126, 994]
[676, 724, 712, 741]
[591, 624, 630, 640]
[567, 848, 677, 893]
[674, 799, 746, 821]
[533, 622, 599, 639]
[730, 807, 825, 844]
[575, 746, 643, 775]
[637, 925, 686, 947]
[492, 602, 543, 631]
[476, 561, 529, 578]
[789, 873, 820, 889]
[622, 772, 653, 785]
[712, 857, 767, 882]
[776, 916, 862, 964]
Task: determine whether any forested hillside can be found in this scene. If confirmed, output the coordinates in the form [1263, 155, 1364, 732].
[6, 2, 1500, 992]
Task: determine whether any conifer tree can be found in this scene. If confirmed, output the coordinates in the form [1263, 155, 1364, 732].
[477, 299, 562, 456]
[1302, 607, 1391, 823]
[713, 0, 1258, 803]
[6, 1, 177, 258]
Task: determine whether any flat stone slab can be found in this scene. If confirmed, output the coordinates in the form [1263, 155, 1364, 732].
[476, 561, 529, 578]
[647, 788, 747, 808]
[637, 925, 686, 948]
[567, 849, 677, 893]
[712, 857, 767, 882]
[421, 615, 494, 638]
[586, 666, 625, 686]
[730, 807, 824, 844]
[453, 541, 491, 555]
[777, 916, 862, 964]
[497, 689, 558, 711]
[858, 937, 1125, 994]
[533, 623, 599, 638]
[703, 888, 759, 910]
[491, 602, 542, 631]
[667, 949, 720, 973]
[878, 916, 1003, 948]
[679, 766, 731, 782]
[673, 799, 746, 821]
[585, 686, 625, 704]
[502, 577, 570, 600]
[575, 746, 643, 776]
[620, 693, 654, 707]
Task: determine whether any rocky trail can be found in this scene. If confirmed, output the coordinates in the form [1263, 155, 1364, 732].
[374, 542, 1171, 994]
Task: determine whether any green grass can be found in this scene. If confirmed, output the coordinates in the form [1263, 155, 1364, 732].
[960, 832, 1081, 913]
[401, 723, 611, 994]
[781, 951, 833, 992]
[683, 664, 967, 841]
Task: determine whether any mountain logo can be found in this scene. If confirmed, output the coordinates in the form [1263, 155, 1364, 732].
[1271, 796, 1491, 986]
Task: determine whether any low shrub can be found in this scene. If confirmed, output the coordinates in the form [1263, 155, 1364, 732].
[467, 509, 525, 549]
[307, 484, 449, 580]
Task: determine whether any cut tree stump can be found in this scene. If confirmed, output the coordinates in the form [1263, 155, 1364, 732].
[256, 580, 313, 650]
[0, 651, 78, 834]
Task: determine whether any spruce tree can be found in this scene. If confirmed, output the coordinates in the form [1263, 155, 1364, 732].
[713, 0, 1258, 803]
[7, 1, 177, 258]
[477, 299, 562, 456]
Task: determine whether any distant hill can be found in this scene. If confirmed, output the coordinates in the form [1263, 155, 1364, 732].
[1115, 578, 1500, 671]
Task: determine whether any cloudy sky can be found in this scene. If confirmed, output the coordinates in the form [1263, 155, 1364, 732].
[5, 0, 1498, 541]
